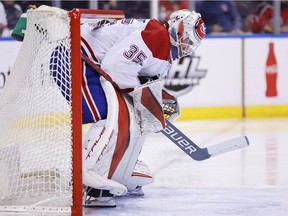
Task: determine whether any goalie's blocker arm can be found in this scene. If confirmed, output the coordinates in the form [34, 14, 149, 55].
[138, 75, 180, 123]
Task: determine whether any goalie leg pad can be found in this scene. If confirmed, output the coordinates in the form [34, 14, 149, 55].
[127, 160, 154, 195]
[110, 127, 154, 192]
[131, 160, 154, 186]
[101, 93, 155, 192]
[82, 77, 128, 196]
[83, 77, 159, 196]
[83, 170, 127, 196]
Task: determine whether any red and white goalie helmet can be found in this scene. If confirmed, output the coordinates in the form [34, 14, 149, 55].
[167, 9, 206, 61]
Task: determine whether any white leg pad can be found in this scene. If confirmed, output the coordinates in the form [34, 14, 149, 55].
[128, 160, 154, 190]
[83, 170, 127, 196]
[82, 77, 128, 196]
[111, 134, 154, 191]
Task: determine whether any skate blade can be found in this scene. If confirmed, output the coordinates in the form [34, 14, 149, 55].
[83, 199, 116, 208]
[126, 190, 144, 196]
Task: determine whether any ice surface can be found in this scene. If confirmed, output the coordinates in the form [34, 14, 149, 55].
[85, 188, 288, 216]
[85, 118, 288, 215]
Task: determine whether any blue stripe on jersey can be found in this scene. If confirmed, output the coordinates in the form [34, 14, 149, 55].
[50, 45, 108, 124]
[82, 64, 108, 124]
[50, 46, 71, 102]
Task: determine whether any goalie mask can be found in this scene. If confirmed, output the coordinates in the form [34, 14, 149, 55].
[167, 9, 206, 61]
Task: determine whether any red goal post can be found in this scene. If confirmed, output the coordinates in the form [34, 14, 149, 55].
[0, 6, 124, 216]
[69, 8, 124, 216]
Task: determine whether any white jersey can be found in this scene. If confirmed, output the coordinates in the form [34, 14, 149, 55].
[81, 18, 171, 91]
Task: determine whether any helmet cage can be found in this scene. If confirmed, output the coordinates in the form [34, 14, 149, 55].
[168, 10, 205, 60]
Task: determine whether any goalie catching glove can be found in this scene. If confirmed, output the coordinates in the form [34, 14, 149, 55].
[162, 89, 180, 122]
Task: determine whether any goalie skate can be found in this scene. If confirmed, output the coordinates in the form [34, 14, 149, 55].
[127, 186, 144, 196]
[83, 186, 116, 208]
[125, 160, 154, 196]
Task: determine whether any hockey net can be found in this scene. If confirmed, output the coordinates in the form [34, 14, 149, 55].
[0, 6, 124, 215]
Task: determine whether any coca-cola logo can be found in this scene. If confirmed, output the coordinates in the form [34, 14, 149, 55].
[266, 65, 277, 74]
[164, 54, 207, 96]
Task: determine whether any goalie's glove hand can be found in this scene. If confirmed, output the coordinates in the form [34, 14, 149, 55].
[162, 89, 180, 122]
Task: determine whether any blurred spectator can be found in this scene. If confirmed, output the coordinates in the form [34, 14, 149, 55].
[159, 0, 188, 22]
[196, 1, 243, 34]
[280, 1, 288, 32]
[235, 1, 259, 32]
[246, 0, 288, 33]
[98, 0, 117, 10]
[246, 1, 273, 33]
[61, 0, 89, 11]
[15, 1, 51, 11]
[2, 0, 22, 31]
[98, 0, 150, 18]
[0, 1, 8, 36]
[121, 0, 150, 18]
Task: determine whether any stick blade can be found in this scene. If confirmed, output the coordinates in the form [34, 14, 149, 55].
[207, 136, 249, 158]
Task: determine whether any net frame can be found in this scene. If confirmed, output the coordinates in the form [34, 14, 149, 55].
[0, 8, 124, 216]
[70, 8, 124, 216]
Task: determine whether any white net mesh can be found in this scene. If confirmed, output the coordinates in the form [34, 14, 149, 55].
[0, 6, 72, 210]
[0, 6, 125, 214]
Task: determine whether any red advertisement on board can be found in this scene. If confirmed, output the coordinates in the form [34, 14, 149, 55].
[265, 42, 278, 97]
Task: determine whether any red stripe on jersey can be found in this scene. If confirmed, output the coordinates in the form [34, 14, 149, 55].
[108, 90, 130, 179]
[81, 62, 100, 121]
[141, 19, 170, 60]
[141, 87, 165, 128]
[81, 37, 99, 62]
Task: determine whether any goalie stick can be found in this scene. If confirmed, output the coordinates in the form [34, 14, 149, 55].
[163, 120, 249, 161]
[81, 54, 250, 161]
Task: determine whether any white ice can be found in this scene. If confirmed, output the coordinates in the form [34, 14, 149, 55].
[85, 118, 288, 216]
